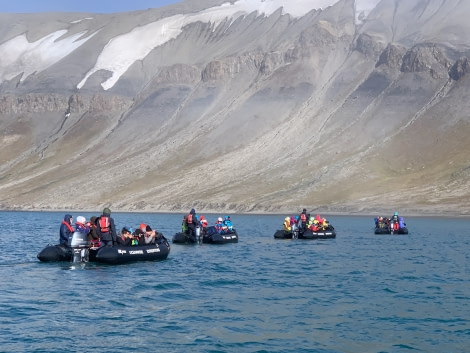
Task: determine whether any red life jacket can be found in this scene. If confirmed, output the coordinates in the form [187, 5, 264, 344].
[99, 216, 110, 233]
[300, 213, 307, 223]
[61, 220, 74, 233]
[187, 214, 193, 224]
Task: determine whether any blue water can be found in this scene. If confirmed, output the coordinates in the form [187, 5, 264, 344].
[0, 211, 469, 352]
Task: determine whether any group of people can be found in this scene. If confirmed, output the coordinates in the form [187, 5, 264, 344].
[181, 208, 234, 237]
[59, 208, 162, 248]
[374, 212, 406, 231]
[283, 209, 331, 233]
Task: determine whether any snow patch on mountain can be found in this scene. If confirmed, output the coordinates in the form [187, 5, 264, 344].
[0, 30, 95, 83]
[0, 0, 382, 89]
[78, 0, 344, 90]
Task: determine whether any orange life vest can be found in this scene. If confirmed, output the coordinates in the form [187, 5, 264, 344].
[61, 220, 74, 233]
[99, 216, 110, 233]
[300, 213, 307, 223]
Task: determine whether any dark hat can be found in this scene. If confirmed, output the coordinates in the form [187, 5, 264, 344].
[146, 225, 152, 231]
[103, 207, 111, 215]
[122, 226, 133, 234]
[134, 229, 144, 236]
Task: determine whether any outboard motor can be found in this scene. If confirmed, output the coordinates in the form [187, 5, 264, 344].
[292, 223, 298, 239]
[68, 231, 90, 262]
[195, 225, 201, 244]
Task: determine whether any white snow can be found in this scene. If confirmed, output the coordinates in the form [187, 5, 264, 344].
[78, 0, 344, 90]
[0, 30, 95, 83]
[0, 0, 382, 89]
[71, 17, 94, 24]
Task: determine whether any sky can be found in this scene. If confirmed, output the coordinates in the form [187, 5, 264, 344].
[0, 0, 182, 14]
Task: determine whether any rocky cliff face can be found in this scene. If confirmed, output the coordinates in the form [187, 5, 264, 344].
[1, 0, 470, 216]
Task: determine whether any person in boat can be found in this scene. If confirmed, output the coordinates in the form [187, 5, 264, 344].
[321, 217, 329, 230]
[97, 208, 117, 247]
[132, 228, 146, 245]
[59, 214, 74, 246]
[223, 215, 233, 232]
[390, 212, 400, 231]
[376, 217, 388, 229]
[117, 226, 134, 246]
[181, 215, 189, 234]
[399, 216, 406, 229]
[75, 216, 90, 234]
[283, 216, 292, 232]
[199, 216, 208, 235]
[290, 216, 296, 228]
[215, 217, 227, 234]
[143, 225, 160, 245]
[187, 209, 199, 237]
[297, 209, 309, 232]
[307, 217, 320, 232]
[376, 216, 382, 228]
[87, 216, 101, 247]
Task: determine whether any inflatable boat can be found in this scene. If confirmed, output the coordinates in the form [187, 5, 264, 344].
[273, 229, 296, 239]
[374, 226, 390, 234]
[37, 231, 170, 264]
[273, 226, 336, 240]
[172, 232, 198, 244]
[91, 241, 170, 264]
[391, 227, 409, 235]
[202, 226, 238, 244]
[300, 227, 336, 239]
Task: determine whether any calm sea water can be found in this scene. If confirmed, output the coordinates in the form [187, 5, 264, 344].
[0, 211, 469, 352]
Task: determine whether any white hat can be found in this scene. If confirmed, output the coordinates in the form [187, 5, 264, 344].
[77, 216, 86, 224]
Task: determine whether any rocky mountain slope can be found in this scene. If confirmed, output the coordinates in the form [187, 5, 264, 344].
[1, 0, 470, 216]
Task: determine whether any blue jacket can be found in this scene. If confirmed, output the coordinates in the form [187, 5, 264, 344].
[59, 214, 73, 245]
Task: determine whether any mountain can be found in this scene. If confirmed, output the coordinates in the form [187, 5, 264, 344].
[1, 0, 470, 216]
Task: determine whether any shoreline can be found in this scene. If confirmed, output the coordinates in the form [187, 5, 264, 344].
[1, 207, 468, 218]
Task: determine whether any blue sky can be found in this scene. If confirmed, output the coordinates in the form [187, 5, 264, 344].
[0, 0, 182, 13]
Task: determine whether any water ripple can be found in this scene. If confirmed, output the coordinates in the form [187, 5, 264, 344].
[0, 213, 469, 352]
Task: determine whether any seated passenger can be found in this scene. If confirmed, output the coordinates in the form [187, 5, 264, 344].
[399, 216, 406, 229]
[59, 214, 74, 246]
[181, 216, 189, 234]
[309, 219, 320, 232]
[306, 216, 315, 229]
[144, 225, 157, 245]
[117, 227, 134, 246]
[75, 216, 90, 234]
[290, 216, 296, 227]
[87, 216, 100, 246]
[223, 216, 233, 231]
[215, 217, 225, 234]
[132, 228, 145, 246]
[283, 216, 292, 232]
[200, 218, 208, 228]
